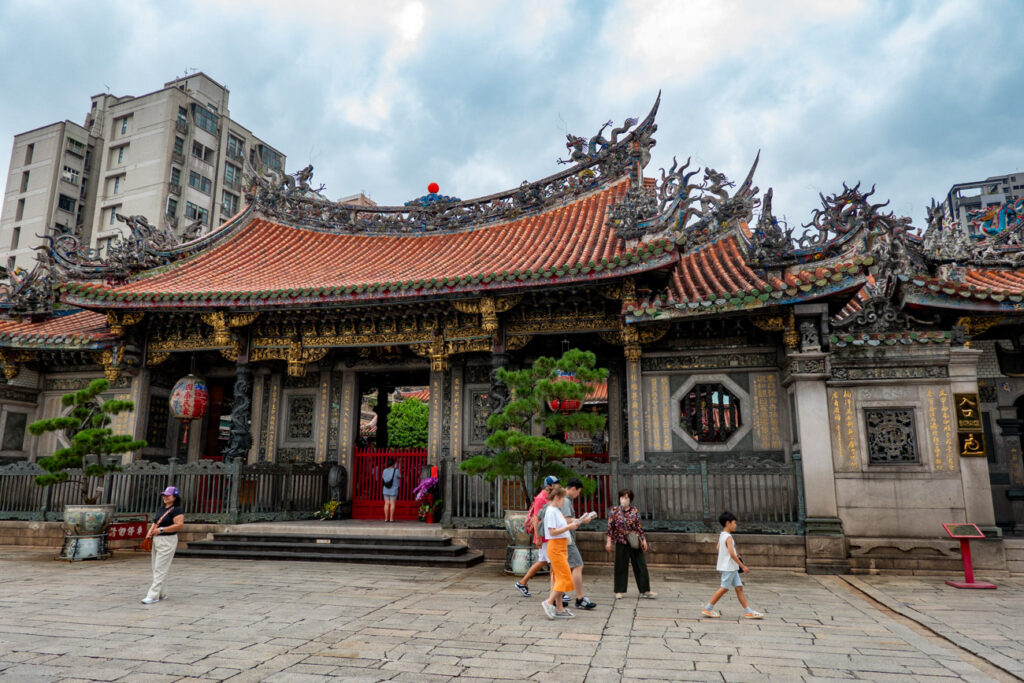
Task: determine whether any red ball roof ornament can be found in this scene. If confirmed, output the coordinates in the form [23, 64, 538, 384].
[427, 182, 440, 194]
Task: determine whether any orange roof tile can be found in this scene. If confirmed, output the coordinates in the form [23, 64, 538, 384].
[61, 178, 678, 310]
[0, 310, 113, 349]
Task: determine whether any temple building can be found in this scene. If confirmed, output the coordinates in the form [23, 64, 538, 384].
[1, 96, 1023, 573]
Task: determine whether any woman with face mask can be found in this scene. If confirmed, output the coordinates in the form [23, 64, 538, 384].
[605, 488, 656, 599]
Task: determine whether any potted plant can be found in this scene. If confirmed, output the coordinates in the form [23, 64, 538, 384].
[30, 378, 147, 560]
[460, 348, 605, 546]
[414, 475, 438, 523]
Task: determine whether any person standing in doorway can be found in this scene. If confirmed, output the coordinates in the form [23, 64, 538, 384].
[605, 488, 656, 599]
[382, 457, 400, 523]
[142, 486, 185, 604]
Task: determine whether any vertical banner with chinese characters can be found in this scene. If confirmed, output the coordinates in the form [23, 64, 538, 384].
[751, 373, 781, 451]
[954, 392, 986, 458]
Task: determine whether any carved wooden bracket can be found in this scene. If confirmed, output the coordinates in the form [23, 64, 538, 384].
[783, 310, 800, 350]
[93, 346, 125, 382]
[106, 311, 145, 337]
[751, 314, 786, 332]
[201, 312, 259, 347]
[956, 316, 1004, 337]
[451, 295, 521, 336]
[0, 350, 35, 381]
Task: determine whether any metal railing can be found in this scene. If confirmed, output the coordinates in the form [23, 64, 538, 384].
[442, 453, 805, 534]
[0, 459, 332, 523]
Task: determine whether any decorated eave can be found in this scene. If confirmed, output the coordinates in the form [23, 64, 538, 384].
[0, 310, 113, 351]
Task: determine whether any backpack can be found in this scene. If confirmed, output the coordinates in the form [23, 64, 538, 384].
[382, 467, 396, 489]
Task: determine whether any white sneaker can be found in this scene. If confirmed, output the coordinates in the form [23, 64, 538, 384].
[541, 601, 556, 620]
[141, 597, 159, 604]
[744, 609, 764, 619]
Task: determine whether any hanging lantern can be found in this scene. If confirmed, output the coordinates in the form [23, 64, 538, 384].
[169, 374, 209, 445]
[547, 370, 583, 414]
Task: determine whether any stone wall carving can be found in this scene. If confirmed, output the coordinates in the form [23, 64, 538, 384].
[44, 375, 131, 392]
[286, 395, 315, 441]
[642, 352, 776, 372]
[832, 366, 948, 381]
[470, 389, 491, 444]
[788, 358, 826, 375]
[865, 408, 919, 464]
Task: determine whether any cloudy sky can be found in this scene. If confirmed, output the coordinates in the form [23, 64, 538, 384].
[1, 0, 1022, 229]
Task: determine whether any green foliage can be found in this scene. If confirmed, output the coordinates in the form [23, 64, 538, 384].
[387, 398, 429, 449]
[460, 348, 608, 501]
[30, 378, 148, 504]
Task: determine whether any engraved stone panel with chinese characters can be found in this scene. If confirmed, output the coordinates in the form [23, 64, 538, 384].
[287, 395, 315, 441]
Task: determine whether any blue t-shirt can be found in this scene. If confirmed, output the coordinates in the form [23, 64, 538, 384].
[382, 467, 400, 496]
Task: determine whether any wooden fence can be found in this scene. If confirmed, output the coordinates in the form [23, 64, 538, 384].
[443, 453, 806, 534]
[0, 459, 332, 523]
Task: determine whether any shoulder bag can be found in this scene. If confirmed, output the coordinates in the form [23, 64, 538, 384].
[141, 508, 174, 552]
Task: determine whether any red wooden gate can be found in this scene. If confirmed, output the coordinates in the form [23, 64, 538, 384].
[352, 447, 428, 520]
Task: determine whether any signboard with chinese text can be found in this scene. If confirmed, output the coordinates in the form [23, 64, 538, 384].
[954, 393, 986, 457]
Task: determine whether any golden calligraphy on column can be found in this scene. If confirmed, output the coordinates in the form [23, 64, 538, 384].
[752, 373, 781, 451]
[927, 389, 942, 471]
[830, 389, 844, 467]
[939, 388, 955, 470]
[843, 389, 858, 469]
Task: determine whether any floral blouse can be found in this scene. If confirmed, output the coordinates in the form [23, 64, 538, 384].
[606, 505, 645, 545]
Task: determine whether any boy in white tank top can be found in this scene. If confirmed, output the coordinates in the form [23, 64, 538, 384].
[702, 511, 763, 619]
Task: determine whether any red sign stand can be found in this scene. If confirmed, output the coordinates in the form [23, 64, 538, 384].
[941, 523, 996, 589]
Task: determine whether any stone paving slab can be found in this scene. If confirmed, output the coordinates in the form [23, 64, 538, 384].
[0, 547, 1018, 681]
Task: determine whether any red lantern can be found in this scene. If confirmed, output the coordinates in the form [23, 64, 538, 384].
[547, 370, 583, 414]
[170, 374, 209, 445]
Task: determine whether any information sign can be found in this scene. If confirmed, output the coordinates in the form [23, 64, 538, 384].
[941, 522, 996, 589]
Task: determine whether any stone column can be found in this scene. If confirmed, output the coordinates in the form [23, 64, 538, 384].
[336, 370, 359, 500]
[784, 351, 849, 574]
[427, 355, 447, 465]
[607, 360, 624, 460]
[624, 343, 645, 463]
[221, 362, 254, 464]
[949, 348, 997, 527]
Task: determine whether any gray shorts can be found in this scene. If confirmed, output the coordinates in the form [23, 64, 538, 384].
[720, 570, 743, 589]
[567, 542, 583, 569]
[382, 494, 397, 502]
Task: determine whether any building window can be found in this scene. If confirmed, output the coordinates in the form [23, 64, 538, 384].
[20, 171, 29, 192]
[15, 199, 24, 221]
[224, 163, 240, 188]
[191, 141, 214, 164]
[260, 146, 282, 171]
[1, 412, 28, 451]
[170, 167, 181, 185]
[57, 194, 76, 213]
[189, 170, 211, 194]
[66, 138, 85, 156]
[112, 175, 123, 195]
[185, 201, 209, 225]
[193, 104, 218, 135]
[11, 227, 20, 251]
[61, 165, 80, 185]
[177, 106, 187, 125]
[865, 408, 919, 464]
[117, 115, 131, 135]
[221, 190, 239, 216]
[116, 145, 127, 164]
[166, 197, 178, 217]
[227, 134, 245, 160]
[24, 143, 34, 165]
[679, 383, 742, 443]
[109, 206, 121, 225]
[173, 137, 184, 156]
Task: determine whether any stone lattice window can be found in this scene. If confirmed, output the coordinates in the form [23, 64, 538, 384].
[287, 396, 315, 441]
[865, 408, 919, 464]
[470, 390, 491, 444]
[679, 383, 742, 443]
[145, 395, 169, 448]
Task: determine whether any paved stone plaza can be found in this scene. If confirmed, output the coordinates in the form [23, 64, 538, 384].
[0, 547, 1021, 682]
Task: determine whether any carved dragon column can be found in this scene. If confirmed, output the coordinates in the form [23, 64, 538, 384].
[221, 334, 254, 464]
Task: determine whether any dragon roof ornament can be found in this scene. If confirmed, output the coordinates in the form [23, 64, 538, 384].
[245, 95, 661, 236]
[608, 150, 761, 247]
[919, 196, 1024, 268]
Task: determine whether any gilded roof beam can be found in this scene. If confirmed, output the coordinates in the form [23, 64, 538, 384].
[0, 350, 35, 381]
[106, 311, 144, 337]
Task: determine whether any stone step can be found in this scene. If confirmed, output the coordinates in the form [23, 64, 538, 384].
[190, 539, 468, 556]
[176, 546, 486, 568]
[210, 533, 453, 547]
[219, 521, 447, 538]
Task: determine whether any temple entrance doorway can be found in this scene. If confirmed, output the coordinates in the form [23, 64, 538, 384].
[352, 369, 430, 520]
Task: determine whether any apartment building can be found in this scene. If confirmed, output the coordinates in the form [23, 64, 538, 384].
[0, 73, 286, 271]
[945, 172, 1024, 235]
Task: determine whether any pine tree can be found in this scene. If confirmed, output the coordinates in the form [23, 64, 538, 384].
[30, 378, 147, 504]
[460, 348, 607, 502]
[387, 397, 429, 449]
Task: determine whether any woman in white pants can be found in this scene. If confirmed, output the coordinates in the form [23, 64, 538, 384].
[142, 486, 185, 604]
